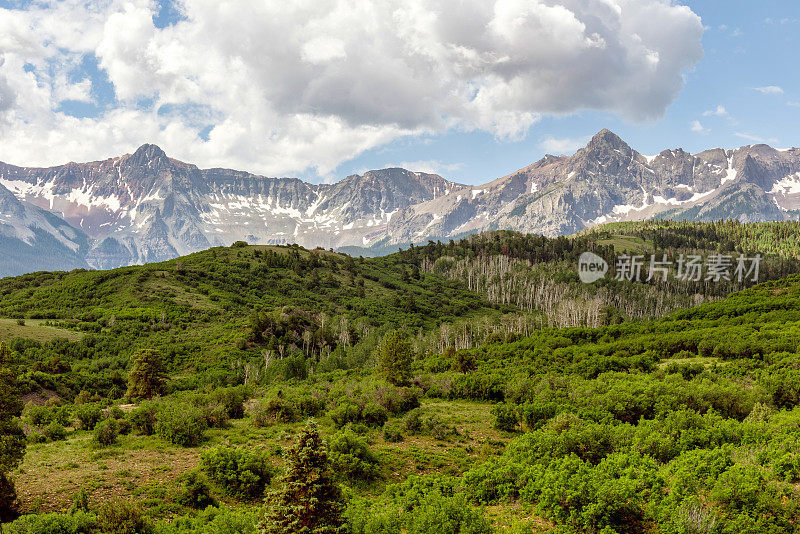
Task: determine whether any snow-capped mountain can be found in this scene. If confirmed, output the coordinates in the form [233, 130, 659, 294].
[0, 144, 460, 271]
[0, 180, 89, 277]
[381, 129, 800, 244]
[1, 129, 799, 277]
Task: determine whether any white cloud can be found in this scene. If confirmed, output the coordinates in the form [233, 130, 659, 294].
[702, 105, 729, 117]
[690, 120, 709, 134]
[382, 160, 464, 176]
[788, 101, 800, 108]
[734, 132, 779, 144]
[539, 135, 591, 154]
[0, 0, 704, 176]
[755, 86, 784, 95]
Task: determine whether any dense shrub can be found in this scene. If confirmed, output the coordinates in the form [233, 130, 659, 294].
[4, 510, 98, 534]
[156, 402, 207, 447]
[330, 402, 361, 428]
[93, 418, 119, 446]
[252, 396, 298, 426]
[73, 404, 103, 431]
[491, 403, 519, 432]
[362, 403, 389, 427]
[177, 470, 216, 509]
[200, 446, 272, 501]
[328, 428, 380, 481]
[96, 500, 152, 534]
[383, 423, 404, 443]
[128, 402, 158, 435]
[43, 422, 67, 441]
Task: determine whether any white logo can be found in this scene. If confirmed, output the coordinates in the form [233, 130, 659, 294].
[578, 251, 608, 283]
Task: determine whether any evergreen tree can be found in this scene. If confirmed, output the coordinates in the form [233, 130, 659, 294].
[126, 349, 167, 400]
[260, 421, 345, 534]
[0, 342, 25, 522]
[375, 331, 413, 386]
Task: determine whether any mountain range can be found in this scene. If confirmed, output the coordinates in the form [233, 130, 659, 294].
[1, 129, 799, 276]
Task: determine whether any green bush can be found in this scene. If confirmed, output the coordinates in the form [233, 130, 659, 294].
[128, 402, 158, 435]
[330, 402, 361, 428]
[406, 493, 493, 534]
[491, 403, 518, 432]
[43, 422, 67, 441]
[156, 402, 207, 447]
[383, 424, 404, 443]
[97, 500, 152, 534]
[200, 402, 230, 429]
[177, 470, 216, 509]
[252, 396, 297, 426]
[4, 510, 98, 534]
[328, 428, 379, 481]
[404, 408, 424, 433]
[208, 386, 249, 419]
[200, 446, 272, 501]
[74, 404, 103, 430]
[25, 404, 70, 427]
[362, 403, 389, 427]
[94, 418, 119, 446]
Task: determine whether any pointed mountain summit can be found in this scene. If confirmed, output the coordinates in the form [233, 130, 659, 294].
[127, 144, 171, 168]
[584, 128, 633, 157]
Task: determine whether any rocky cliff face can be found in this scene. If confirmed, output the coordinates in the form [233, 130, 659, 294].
[1, 130, 798, 275]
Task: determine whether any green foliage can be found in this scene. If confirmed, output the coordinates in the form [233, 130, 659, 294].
[177, 470, 216, 509]
[383, 423, 404, 443]
[73, 403, 104, 430]
[128, 401, 158, 435]
[328, 428, 380, 481]
[0, 342, 25, 521]
[376, 331, 414, 386]
[155, 402, 207, 447]
[200, 446, 272, 501]
[252, 396, 298, 426]
[126, 349, 167, 400]
[93, 418, 119, 446]
[491, 403, 518, 432]
[44, 421, 67, 441]
[260, 421, 345, 534]
[4, 510, 99, 534]
[96, 500, 153, 534]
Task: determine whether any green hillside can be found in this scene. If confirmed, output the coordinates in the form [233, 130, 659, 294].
[2, 225, 800, 532]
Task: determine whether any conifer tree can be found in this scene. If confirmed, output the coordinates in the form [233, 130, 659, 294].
[375, 331, 413, 386]
[0, 342, 25, 521]
[260, 421, 345, 534]
[126, 349, 167, 400]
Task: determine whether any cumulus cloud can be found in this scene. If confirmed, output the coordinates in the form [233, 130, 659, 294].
[0, 0, 703, 177]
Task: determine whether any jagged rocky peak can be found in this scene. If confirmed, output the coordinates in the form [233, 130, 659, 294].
[128, 143, 170, 166]
[585, 128, 632, 155]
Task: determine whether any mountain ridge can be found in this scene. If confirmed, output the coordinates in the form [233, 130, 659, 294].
[1, 130, 799, 276]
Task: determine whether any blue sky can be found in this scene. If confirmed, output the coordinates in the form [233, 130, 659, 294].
[334, 0, 800, 185]
[0, 0, 797, 185]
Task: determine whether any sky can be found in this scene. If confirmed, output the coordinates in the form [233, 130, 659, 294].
[0, 0, 797, 186]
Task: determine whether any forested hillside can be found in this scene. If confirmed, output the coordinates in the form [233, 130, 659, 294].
[1, 224, 800, 533]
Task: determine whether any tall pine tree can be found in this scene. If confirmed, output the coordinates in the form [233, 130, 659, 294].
[0, 342, 26, 521]
[375, 331, 413, 386]
[126, 349, 167, 400]
[260, 421, 345, 534]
